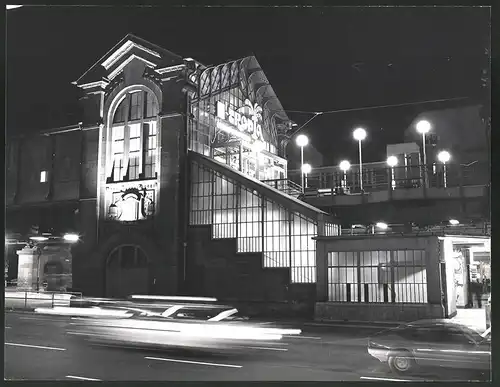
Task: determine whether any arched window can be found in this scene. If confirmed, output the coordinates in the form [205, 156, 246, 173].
[110, 89, 159, 182]
[107, 245, 149, 270]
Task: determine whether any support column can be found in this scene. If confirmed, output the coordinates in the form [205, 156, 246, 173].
[16, 246, 39, 290]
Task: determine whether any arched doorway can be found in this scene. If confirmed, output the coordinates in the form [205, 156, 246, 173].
[105, 245, 150, 298]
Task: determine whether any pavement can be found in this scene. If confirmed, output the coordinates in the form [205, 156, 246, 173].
[4, 311, 490, 381]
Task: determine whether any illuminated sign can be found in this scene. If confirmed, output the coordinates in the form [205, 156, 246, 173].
[216, 99, 264, 142]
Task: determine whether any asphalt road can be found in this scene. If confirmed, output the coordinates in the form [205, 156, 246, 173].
[4, 312, 490, 382]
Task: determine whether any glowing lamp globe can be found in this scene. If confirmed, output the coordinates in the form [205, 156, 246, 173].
[438, 150, 451, 163]
[387, 155, 398, 167]
[295, 134, 309, 147]
[339, 160, 351, 172]
[353, 128, 367, 141]
[416, 120, 431, 134]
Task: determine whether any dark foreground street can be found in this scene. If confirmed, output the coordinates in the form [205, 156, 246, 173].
[4, 312, 489, 382]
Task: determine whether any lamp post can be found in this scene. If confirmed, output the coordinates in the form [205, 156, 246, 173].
[438, 150, 451, 188]
[387, 155, 398, 190]
[416, 120, 431, 187]
[301, 163, 312, 189]
[339, 160, 351, 191]
[353, 128, 367, 191]
[296, 134, 309, 192]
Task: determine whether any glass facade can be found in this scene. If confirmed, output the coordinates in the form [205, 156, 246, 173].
[190, 160, 324, 283]
[109, 89, 159, 182]
[188, 68, 287, 182]
[327, 250, 428, 303]
[187, 59, 340, 286]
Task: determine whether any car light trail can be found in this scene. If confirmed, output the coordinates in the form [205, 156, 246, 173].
[360, 376, 412, 382]
[66, 375, 102, 381]
[145, 356, 242, 368]
[6, 342, 66, 351]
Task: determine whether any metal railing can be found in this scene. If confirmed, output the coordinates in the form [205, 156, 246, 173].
[261, 179, 303, 197]
[4, 290, 83, 310]
[288, 161, 489, 196]
[339, 223, 491, 237]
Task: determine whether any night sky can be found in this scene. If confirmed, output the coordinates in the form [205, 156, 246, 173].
[6, 5, 490, 164]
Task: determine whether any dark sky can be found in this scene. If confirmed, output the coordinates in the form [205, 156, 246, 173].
[6, 5, 490, 163]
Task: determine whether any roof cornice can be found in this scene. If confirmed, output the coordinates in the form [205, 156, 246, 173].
[102, 40, 161, 70]
[155, 64, 186, 74]
[77, 80, 110, 90]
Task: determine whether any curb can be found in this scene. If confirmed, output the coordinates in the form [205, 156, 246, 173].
[304, 321, 399, 329]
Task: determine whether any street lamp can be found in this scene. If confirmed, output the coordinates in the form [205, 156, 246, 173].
[339, 160, 351, 190]
[387, 155, 398, 190]
[353, 127, 367, 191]
[296, 134, 309, 192]
[416, 120, 431, 187]
[437, 150, 451, 188]
[416, 120, 431, 165]
[301, 163, 312, 188]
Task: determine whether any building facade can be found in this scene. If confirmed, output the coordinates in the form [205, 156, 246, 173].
[6, 35, 339, 315]
[315, 233, 490, 322]
[7, 35, 488, 321]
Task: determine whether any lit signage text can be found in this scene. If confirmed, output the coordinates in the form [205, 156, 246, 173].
[216, 99, 264, 142]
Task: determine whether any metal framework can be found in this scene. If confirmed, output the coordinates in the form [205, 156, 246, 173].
[190, 159, 331, 283]
[327, 250, 428, 303]
[188, 56, 294, 158]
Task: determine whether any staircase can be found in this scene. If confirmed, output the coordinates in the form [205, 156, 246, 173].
[186, 152, 330, 316]
[186, 225, 315, 318]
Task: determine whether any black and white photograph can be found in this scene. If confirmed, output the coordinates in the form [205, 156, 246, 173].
[5, 4, 491, 382]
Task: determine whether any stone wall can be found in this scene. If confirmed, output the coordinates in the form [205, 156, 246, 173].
[315, 302, 444, 322]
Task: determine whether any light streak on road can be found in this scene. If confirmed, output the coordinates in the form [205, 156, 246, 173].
[6, 342, 66, 351]
[145, 356, 242, 368]
[66, 375, 102, 381]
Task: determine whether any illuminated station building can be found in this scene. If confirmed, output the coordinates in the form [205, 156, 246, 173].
[6, 35, 338, 315]
[6, 35, 488, 322]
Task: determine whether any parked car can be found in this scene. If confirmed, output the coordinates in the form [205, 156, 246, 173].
[368, 319, 491, 375]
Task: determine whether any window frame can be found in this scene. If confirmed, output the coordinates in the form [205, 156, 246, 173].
[109, 90, 159, 182]
[327, 249, 428, 304]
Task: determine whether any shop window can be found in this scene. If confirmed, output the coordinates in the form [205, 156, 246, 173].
[109, 89, 159, 183]
[40, 170, 48, 183]
[327, 250, 428, 303]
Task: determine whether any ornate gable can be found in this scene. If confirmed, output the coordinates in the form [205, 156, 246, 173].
[73, 34, 185, 91]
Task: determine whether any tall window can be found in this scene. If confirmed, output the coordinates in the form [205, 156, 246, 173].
[327, 250, 427, 303]
[143, 123, 157, 179]
[110, 89, 159, 182]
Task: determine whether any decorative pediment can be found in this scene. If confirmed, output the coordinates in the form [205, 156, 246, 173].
[73, 34, 184, 88]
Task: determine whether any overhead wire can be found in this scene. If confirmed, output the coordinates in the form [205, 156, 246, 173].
[286, 96, 470, 132]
